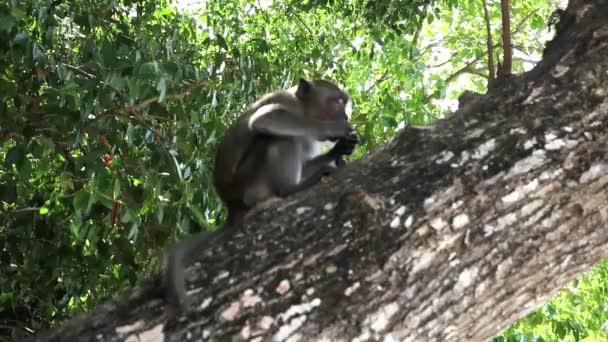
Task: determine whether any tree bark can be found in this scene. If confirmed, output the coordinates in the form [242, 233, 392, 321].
[28, 0, 608, 341]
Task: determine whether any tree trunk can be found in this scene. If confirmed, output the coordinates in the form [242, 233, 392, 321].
[498, 0, 512, 78]
[482, 0, 495, 88]
[28, 0, 608, 341]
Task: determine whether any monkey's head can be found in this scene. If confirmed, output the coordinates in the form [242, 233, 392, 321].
[295, 79, 349, 121]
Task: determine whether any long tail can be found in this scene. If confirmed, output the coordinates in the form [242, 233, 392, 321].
[165, 209, 245, 310]
[165, 232, 207, 309]
[225, 206, 246, 226]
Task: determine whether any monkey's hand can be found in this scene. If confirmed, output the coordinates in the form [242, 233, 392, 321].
[329, 132, 359, 159]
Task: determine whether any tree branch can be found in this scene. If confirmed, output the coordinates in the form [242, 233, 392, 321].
[85, 79, 209, 127]
[25, 1, 608, 341]
[499, 0, 513, 78]
[422, 8, 539, 103]
[482, 0, 496, 87]
[61, 63, 96, 79]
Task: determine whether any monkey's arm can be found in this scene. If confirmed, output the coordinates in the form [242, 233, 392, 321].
[249, 106, 352, 140]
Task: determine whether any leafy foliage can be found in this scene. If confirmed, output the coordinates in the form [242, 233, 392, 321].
[494, 259, 608, 342]
[293, 0, 446, 35]
[2, 0, 603, 341]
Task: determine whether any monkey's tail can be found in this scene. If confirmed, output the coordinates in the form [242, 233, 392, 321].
[226, 206, 247, 226]
[165, 213, 244, 310]
[165, 232, 211, 309]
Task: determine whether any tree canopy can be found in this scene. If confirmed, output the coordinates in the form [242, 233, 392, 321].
[4, 0, 608, 341]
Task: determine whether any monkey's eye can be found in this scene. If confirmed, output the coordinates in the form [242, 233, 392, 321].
[328, 96, 347, 105]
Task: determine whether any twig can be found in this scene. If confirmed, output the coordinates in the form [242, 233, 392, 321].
[482, 0, 495, 86]
[427, 51, 459, 68]
[13, 207, 42, 212]
[364, 69, 390, 93]
[85, 79, 209, 127]
[409, 3, 428, 60]
[61, 63, 96, 79]
[287, 6, 313, 36]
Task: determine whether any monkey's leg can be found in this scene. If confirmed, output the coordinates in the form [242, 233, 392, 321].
[298, 165, 339, 190]
[301, 153, 337, 180]
[245, 175, 331, 220]
[244, 197, 282, 220]
[242, 182, 274, 210]
[243, 176, 329, 221]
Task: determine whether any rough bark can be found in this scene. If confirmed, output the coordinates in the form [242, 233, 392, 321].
[28, 0, 608, 341]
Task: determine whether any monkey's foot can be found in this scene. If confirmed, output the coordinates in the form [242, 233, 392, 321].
[245, 197, 282, 220]
[320, 175, 333, 183]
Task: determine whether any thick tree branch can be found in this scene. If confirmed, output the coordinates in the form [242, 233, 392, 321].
[27, 1, 608, 341]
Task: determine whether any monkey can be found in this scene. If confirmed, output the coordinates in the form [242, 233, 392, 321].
[165, 79, 359, 310]
[213, 79, 358, 224]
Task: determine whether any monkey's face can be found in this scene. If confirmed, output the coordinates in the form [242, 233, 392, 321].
[321, 95, 349, 121]
[312, 85, 349, 121]
[297, 79, 350, 121]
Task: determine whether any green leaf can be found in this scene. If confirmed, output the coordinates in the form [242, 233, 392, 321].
[73, 190, 90, 213]
[554, 321, 567, 338]
[128, 78, 142, 98]
[113, 178, 121, 200]
[39, 207, 49, 215]
[32, 43, 44, 60]
[190, 207, 205, 226]
[127, 223, 139, 240]
[0, 181, 17, 203]
[158, 77, 167, 102]
[70, 214, 83, 238]
[18, 158, 32, 181]
[3, 147, 19, 168]
[162, 62, 178, 75]
[156, 206, 164, 223]
[216, 34, 228, 50]
[10, 6, 27, 20]
[101, 42, 117, 65]
[0, 16, 18, 32]
[111, 155, 122, 169]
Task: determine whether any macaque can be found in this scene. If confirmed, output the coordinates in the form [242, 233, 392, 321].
[165, 79, 358, 310]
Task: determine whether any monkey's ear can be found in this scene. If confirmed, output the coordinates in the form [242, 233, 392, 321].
[295, 78, 312, 99]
